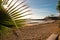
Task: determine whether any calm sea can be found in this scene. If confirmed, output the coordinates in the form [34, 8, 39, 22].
[27, 20, 45, 24]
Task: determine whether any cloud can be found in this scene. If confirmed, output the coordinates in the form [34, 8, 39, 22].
[30, 8, 57, 19]
[26, 0, 58, 19]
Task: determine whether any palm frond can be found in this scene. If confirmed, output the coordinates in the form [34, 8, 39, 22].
[9, 5, 29, 16]
[8, 4, 27, 14]
[7, 0, 19, 12]
[11, 10, 30, 17]
[7, 0, 14, 7]
[8, 0, 26, 13]
[0, 0, 31, 28]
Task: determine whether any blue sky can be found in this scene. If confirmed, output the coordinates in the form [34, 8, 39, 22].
[27, 0, 59, 19]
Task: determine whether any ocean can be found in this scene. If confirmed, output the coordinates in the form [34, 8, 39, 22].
[27, 20, 45, 24]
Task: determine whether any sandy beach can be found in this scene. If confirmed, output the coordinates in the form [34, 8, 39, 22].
[20, 20, 59, 40]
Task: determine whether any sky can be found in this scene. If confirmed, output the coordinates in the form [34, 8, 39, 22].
[27, 0, 59, 19]
[3, 0, 59, 19]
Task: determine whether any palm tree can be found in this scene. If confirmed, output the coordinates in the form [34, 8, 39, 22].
[57, 0, 60, 16]
[0, 0, 31, 39]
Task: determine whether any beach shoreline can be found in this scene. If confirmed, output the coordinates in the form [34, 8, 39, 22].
[20, 20, 59, 40]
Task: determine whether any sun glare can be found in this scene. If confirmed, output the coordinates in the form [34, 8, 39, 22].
[3, 5, 7, 9]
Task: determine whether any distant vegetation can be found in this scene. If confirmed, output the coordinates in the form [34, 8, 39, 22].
[56, 0, 60, 13]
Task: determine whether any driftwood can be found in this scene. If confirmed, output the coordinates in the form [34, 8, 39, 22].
[46, 33, 58, 40]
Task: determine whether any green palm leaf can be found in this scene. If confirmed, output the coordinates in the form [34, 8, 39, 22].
[0, 0, 31, 28]
[0, 0, 31, 39]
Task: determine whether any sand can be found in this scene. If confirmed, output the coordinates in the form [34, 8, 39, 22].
[20, 20, 59, 40]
